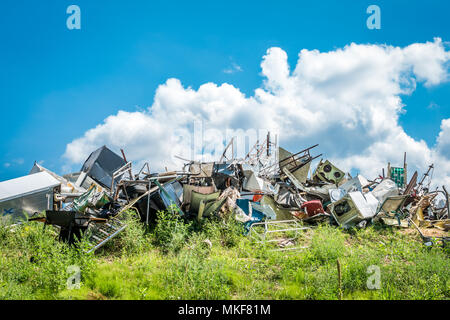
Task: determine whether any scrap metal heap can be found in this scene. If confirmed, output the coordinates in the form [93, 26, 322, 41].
[1, 139, 449, 252]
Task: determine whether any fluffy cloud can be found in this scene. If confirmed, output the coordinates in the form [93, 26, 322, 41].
[64, 38, 450, 188]
[436, 119, 450, 159]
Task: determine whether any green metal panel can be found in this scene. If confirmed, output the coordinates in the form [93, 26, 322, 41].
[390, 167, 405, 188]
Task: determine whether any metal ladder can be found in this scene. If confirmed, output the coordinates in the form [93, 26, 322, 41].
[85, 217, 127, 253]
[83, 189, 151, 253]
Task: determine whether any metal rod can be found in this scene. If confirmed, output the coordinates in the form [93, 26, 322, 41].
[282, 154, 323, 173]
[120, 149, 134, 180]
[87, 224, 127, 253]
[418, 164, 434, 189]
[220, 137, 234, 163]
[443, 185, 449, 219]
[265, 227, 310, 233]
[146, 180, 151, 225]
[263, 144, 319, 170]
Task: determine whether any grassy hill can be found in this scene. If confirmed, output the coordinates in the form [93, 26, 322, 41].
[0, 211, 448, 300]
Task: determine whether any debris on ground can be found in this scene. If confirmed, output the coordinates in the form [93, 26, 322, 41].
[1, 138, 448, 252]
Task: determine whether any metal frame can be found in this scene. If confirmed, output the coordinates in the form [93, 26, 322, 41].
[244, 133, 277, 168]
[248, 219, 312, 251]
[110, 162, 133, 193]
[219, 137, 235, 163]
[419, 189, 449, 220]
[417, 164, 434, 194]
[136, 162, 151, 180]
[86, 222, 127, 253]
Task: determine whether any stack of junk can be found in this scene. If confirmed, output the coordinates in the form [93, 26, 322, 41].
[0, 136, 448, 252]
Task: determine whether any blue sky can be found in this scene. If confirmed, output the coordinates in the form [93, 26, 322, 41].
[0, 0, 449, 181]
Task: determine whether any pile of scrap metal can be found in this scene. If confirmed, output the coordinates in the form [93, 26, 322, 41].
[326, 160, 450, 247]
[175, 142, 449, 248]
[1, 137, 448, 252]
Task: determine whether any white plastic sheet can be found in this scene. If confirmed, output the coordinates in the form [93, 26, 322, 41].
[370, 179, 399, 204]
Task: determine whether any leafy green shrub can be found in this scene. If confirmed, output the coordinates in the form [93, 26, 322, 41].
[153, 209, 191, 254]
[0, 222, 94, 299]
[201, 217, 244, 248]
[113, 211, 148, 256]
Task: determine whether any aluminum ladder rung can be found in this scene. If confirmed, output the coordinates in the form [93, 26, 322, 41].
[85, 222, 127, 253]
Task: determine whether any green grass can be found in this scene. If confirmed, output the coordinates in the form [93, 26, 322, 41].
[0, 211, 448, 300]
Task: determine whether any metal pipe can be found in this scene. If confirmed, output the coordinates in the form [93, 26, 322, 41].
[87, 224, 127, 253]
[283, 154, 323, 173]
[146, 180, 151, 225]
[443, 185, 449, 219]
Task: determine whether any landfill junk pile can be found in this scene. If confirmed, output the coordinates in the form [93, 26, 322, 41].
[1, 137, 449, 252]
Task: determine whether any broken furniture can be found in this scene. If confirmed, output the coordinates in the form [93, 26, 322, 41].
[277, 145, 321, 183]
[197, 196, 228, 220]
[189, 190, 221, 216]
[2, 139, 447, 252]
[373, 195, 409, 227]
[248, 219, 312, 251]
[183, 184, 216, 212]
[301, 200, 325, 217]
[235, 198, 274, 232]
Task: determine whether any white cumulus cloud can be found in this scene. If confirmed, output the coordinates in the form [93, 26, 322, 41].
[63, 38, 450, 188]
